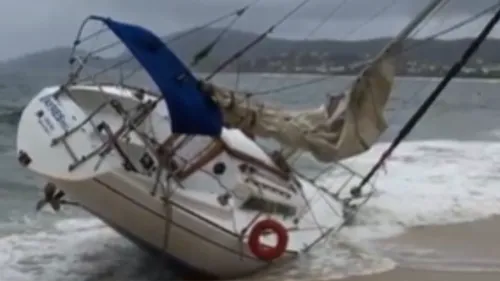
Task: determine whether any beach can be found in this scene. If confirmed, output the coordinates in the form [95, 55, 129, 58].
[346, 217, 500, 281]
[347, 267, 500, 281]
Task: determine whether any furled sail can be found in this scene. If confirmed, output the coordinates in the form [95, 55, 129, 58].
[200, 42, 400, 163]
[200, 0, 445, 163]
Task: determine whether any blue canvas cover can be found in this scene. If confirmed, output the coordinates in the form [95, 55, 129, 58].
[93, 16, 223, 136]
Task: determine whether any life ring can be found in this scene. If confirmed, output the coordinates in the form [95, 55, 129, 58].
[248, 219, 288, 261]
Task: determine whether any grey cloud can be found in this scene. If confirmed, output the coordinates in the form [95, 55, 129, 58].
[112, 0, 499, 23]
[403, 0, 498, 16]
[0, 0, 499, 60]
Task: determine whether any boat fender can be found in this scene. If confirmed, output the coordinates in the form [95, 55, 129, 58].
[248, 219, 288, 261]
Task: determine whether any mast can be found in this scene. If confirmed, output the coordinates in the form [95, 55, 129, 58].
[326, 0, 447, 161]
[350, 2, 500, 198]
[377, 0, 446, 56]
[395, 0, 446, 42]
[204, 0, 449, 164]
[304, 0, 452, 251]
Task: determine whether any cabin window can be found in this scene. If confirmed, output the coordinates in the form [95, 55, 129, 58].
[240, 197, 297, 217]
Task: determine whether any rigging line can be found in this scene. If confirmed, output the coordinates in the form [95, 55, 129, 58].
[169, 4, 256, 44]
[299, 0, 437, 96]
[306, 5, 500, 250]
[242, 0, 423, 97]
[190, 0, 261, 67]
[204, 0, 314, 81]
[251, 2, 443, 95]
[404, 2, 500, 53]
[86, 6, 246, 64]
[190, 17, 240, 66]
[393, 5, 497, 119]
[255, 75, 331, 95]
[235, 60, 242, 91]
[349, 5, 500, 197]
[248, 0, 353, 91]
[342, 0, 399, 39]
[319, 78, 437, 203]
[386, 3, 495, 112]
[334, 0, 450, 132]
[76, 6, 251, 84]
[77, 26, 109, 45]
[301, 0, 352, 39]
[406, 0, 451, 39]
[222, 0, 400, 98]
[252, 4, 495, 97]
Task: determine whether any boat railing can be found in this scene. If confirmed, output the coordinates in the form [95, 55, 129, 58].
[51, 16, 348, 235]
[64, 16, 162, 90]
[45, 15, 168, 169]
[49, 88, 161, 171]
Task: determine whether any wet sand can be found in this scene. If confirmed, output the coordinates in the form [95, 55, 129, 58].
[346, 216, 500, 281]
[346, 268, 500, 281]
[99, 217, 500, 281]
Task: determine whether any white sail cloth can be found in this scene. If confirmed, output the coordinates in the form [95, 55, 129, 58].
[201, 44, 400, 163]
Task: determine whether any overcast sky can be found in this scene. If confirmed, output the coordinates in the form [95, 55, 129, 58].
[1, 0, 499, 61]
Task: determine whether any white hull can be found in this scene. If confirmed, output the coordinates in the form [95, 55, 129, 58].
[16, 84, 343, 279]
[48, 172, 294, 278]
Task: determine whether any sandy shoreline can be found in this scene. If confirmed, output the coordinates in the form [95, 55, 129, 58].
[97, 218, 500, 280]
[382, 216, 500, 260]
[346, 267, 500, 281]
[345, 216, 500, 281]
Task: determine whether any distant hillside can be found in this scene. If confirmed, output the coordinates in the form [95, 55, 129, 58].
[160, 28, 500, 68]
[1, 27, 499, 75]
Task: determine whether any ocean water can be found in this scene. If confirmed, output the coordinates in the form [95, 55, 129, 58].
[1, 73, 500, 280]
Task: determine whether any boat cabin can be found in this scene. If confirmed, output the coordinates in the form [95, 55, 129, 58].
[152, 127, 304, 218]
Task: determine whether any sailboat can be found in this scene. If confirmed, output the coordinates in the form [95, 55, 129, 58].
[15, 0, 497, 279]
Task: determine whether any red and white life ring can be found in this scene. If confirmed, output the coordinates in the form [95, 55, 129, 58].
[248, 219, 289, 261]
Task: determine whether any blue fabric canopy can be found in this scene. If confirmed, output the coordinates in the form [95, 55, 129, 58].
[94, 16, 223, 136]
